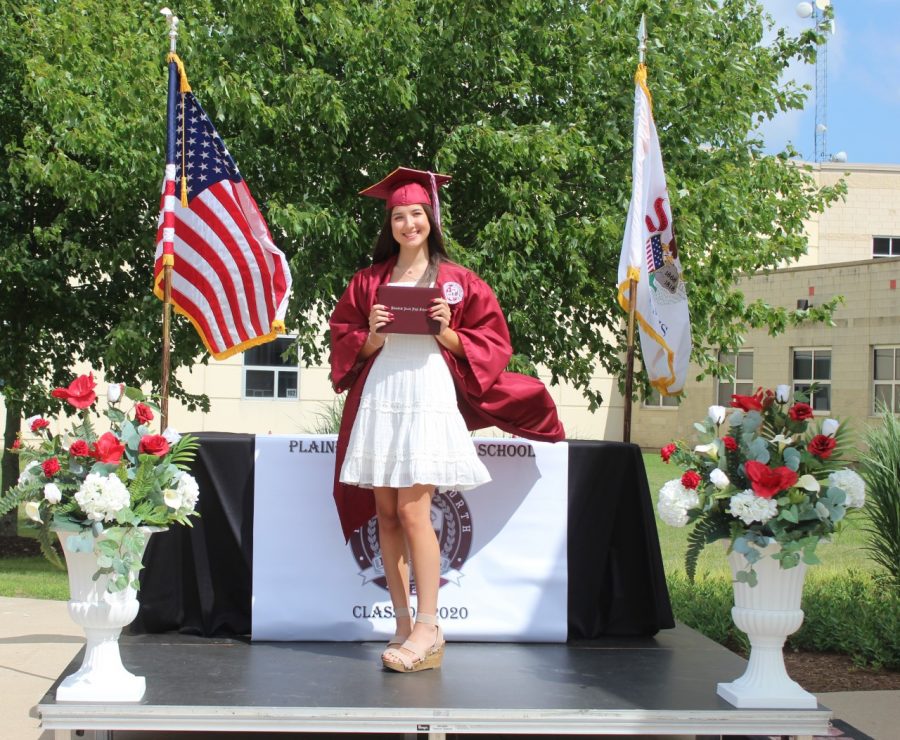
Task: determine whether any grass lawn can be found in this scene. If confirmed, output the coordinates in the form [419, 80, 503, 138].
[0, 511, 69, 600]
[0, 556, 68, 600]
[642, 451, 876, 581]
[0, 455, 879, 601]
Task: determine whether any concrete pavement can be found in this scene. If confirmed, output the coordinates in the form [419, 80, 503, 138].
[2, 595, 898, 739]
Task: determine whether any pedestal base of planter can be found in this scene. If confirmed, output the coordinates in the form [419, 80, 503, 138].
[717, 678, 817, 709]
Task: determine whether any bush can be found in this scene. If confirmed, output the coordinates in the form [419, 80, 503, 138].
[860, 407, 900, 589]
[794, 571, 900, 669]
[666, 571, 748, 652]
[667, 569, 900, 669]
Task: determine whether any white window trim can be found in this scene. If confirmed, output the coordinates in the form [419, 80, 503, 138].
[872, 235, 900, 259]
[242, 336, 300, 401]
[715, 350, 754, 407]
[792, 346, 832, 413]
[642, 388, 681, 409]
[873, 345, 900, 416]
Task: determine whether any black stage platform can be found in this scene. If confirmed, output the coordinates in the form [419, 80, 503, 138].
[38, 624, 831, 738]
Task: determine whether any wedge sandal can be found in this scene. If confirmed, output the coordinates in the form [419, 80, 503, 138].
[382, 613, 445, 673]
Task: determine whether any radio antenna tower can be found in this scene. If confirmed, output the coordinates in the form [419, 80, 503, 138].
[797, 1, 836, 162]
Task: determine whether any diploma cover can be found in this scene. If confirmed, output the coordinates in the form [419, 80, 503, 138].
[376, 285, 441, 335]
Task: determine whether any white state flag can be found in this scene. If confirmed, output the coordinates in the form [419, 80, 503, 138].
[617, 64, 691, 395]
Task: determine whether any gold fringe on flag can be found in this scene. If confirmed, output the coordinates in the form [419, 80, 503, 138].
[167, 52, 191, 206]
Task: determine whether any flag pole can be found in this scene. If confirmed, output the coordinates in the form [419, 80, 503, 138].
[160, 7, 179, 430]
[623, 14, 646, 445]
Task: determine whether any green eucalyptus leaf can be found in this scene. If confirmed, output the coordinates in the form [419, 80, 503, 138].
[123, 386, 145, 402]
[783, 446, 801, 470]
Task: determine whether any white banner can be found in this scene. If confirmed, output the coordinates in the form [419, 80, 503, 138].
[617, 63, 692, 396]
[252, 435, 568, 642]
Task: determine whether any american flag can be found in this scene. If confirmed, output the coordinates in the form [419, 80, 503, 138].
[645, 234, 664, 272]
[154, 65, 292, 360]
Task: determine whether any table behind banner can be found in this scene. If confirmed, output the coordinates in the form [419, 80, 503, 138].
[131, 434, 674, 639]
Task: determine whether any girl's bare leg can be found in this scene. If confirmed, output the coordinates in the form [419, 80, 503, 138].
[374, 487, 412, 641]
[396, 484, 440, 654]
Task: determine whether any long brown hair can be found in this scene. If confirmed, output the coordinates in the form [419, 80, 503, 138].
[371, 203, 450, 286]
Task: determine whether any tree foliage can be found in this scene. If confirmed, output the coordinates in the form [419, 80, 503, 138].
[1, 0, 844, 508]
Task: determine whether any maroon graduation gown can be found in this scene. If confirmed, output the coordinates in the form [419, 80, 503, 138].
[329, 257, 565, 541]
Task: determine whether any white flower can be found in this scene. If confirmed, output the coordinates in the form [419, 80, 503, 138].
[164, 472, 200, 515]
[828, 469, 866, 509]
[708, 405, 727, 425]
[162, 426, 182, 445]
[728, 490, 778, 526]
[694, 442, 718, 459]
[770, 433, 795, 453]
[24, 501, 42, 523]
[107, 383, 124, 404]
[74, 473, 130, 522]
[43, 482, 62, 504]
[18, 460, 40, 486]
[821, 418, 840, 437]
[796, 474, 821, 492]
[657, 479, 700, 527]
[775, 385, 791, 403]
[710, 469, 730, 489]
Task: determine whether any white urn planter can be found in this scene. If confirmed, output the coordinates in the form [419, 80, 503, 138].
[717, 540, 817, 709]
[55, 527, 157, 703]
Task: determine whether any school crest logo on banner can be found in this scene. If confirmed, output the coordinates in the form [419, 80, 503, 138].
[350, 490, 474, 590]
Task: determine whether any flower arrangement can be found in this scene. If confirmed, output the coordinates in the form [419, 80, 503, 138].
[1, 372, 200, 592]
[657, 385, 865, 585]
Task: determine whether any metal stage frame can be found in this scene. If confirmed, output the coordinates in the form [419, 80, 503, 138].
[38, 624, 831, 739]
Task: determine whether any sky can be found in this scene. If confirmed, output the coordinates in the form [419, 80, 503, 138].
[760, 0, 900, 164]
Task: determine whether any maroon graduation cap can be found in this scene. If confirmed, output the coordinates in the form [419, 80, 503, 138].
[359, 166, 451, 229]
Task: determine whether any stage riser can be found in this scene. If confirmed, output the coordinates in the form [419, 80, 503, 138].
[39, 626, 830, 739]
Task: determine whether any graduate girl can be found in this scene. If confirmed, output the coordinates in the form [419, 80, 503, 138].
[329, 167, 564, 673]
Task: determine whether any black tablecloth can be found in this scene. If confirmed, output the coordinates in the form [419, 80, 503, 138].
[132, 434, 674, 639]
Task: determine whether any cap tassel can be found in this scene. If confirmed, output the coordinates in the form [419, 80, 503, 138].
[428, 172, 442, 232]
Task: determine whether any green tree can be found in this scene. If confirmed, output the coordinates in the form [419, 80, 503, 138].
[1, 0, 842, 533]
[0, 1, 208, 534]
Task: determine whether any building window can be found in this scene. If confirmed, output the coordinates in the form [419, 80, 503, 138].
[716, 350, 754, 407]
[874, 346, 900, 414]
[873, 236, 900, 258]
[243, 337, 298, 399]
[644, 389, 680, 408]
[792, 348, 831, 411]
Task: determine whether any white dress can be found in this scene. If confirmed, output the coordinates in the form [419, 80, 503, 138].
[339, 284, 491, 491]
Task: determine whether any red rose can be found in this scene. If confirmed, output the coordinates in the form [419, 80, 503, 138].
[789, 403, 814, 422]
[744, 460, 799, 499]
[722, 436, 738, 452]
[134, 403, 154, 425]
[807, 434, 837, 460]
[42, 457, 60, 477]
[759, 388, 776, 410]
[12, 438, 21, 450]
[90, 432, 125, 464]
[138, 434, 169, 457]
[69, 439, 90, 457]
[730, 393, 762, 412]
[681, 470, 702, 489]
[30, 418, 50, 433]
[660, 443, 677, 463]
[51, 373, 97, 410]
